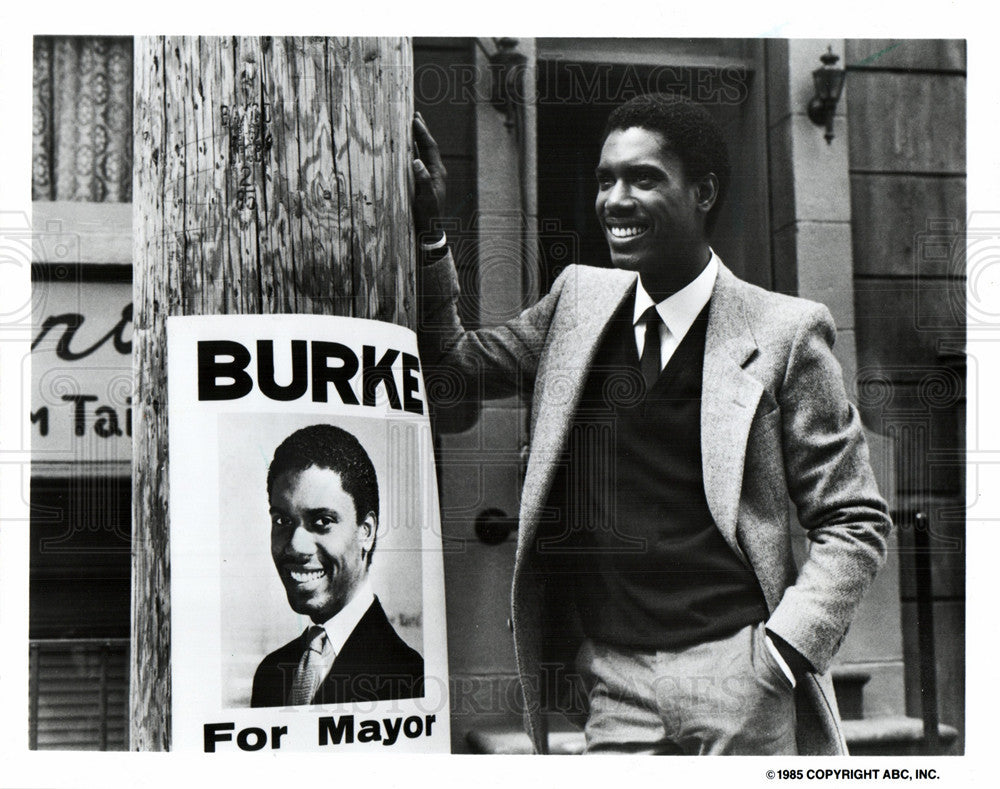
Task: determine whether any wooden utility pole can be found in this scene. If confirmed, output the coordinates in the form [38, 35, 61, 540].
[131, 36, 414, 749]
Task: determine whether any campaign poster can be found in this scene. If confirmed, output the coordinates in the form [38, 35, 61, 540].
[166, 314, 449, 752]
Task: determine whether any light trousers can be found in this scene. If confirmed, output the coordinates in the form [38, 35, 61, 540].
[576, 621, 798, 755]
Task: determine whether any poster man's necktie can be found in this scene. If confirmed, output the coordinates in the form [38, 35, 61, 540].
[639, 306, 662, 392]
[289, 625, 331, 705]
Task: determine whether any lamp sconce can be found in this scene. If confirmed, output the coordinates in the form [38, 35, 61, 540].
[806, 46, 847, 145]
[485, 37, 528, 131]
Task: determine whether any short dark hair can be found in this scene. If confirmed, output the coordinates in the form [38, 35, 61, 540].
[267, 424, 379, 565]
[603, 93, 731, 233]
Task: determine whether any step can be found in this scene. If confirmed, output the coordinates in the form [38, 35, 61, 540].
[467, 722, 581, 755]
[831, 667, 871, 721]
[841, 716, 959, 756]
[467, 716, 959, 755]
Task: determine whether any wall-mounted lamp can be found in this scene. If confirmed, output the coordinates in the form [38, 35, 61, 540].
[806, 46, 847, 145]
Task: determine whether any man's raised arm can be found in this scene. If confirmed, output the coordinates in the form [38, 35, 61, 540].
[409, 113, 565, 402]
[412, 112, 449, 261]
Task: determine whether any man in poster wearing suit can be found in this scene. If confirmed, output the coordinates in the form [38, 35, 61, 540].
[412, 94, 891, 754]
[251, 424, 424, 707]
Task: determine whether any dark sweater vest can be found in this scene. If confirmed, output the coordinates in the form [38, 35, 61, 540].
[545, 295, 768, 650]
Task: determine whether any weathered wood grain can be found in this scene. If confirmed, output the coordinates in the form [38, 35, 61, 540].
[131, 36, 414, 750]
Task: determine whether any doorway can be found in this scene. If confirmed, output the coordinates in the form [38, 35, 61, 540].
[535, 42, 771, 294]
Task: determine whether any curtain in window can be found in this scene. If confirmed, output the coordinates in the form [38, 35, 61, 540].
[33, 37, 133, 202]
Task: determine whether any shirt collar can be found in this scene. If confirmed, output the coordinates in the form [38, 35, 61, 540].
[633, 249, 720, 338]
[317, 577, 375, 655]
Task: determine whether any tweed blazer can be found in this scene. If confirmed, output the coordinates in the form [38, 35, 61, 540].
[418, 255, 892, 755]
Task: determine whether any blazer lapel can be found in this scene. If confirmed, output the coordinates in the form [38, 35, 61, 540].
[701, 264, 764, 556]
[517, 266, 637, 561]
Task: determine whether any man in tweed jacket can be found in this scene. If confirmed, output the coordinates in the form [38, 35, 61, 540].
[412, 94, 891, 755]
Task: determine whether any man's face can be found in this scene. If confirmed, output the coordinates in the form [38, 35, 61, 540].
[595, 126, 711, 279]
[269, 465, 375, 624]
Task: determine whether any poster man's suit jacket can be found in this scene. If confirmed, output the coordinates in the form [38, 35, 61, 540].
[250, 597, 424, 707]
[418, 255, 892, 755]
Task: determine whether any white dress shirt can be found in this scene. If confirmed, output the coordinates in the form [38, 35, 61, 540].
[632, 250, 720, 369]
[311, 577, 375, 677]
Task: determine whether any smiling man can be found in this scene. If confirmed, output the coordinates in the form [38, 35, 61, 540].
[413, 93, 891, 754]
[250, 424, 423, 708]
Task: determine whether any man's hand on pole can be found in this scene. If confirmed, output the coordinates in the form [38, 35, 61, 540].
[412, 112, 448, 244]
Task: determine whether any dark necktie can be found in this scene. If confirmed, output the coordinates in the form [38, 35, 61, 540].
[638, 306, 662, 392]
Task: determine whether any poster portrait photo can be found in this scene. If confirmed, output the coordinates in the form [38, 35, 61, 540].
[218, 413, 427, 709]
